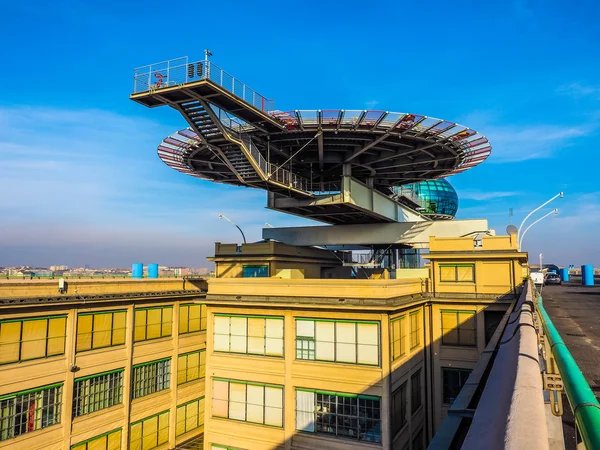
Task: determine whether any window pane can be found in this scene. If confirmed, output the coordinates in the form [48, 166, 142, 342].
[212, 381, 229, 417]
[296, 320, 315, 337]
[265, 319, 283, 356]
[296, 390, 315, 432]
[134, 310, 146, 342]
[143, 416, 158, 450]
[179, 306, 189, 334]
[177, 355, 187, 385]
[0, 321, 21, 363]
[188, 305, 201, 333]
[130, 422, 141, 450]
[88, 436, 107, 450]
[146, 309, 162, 340]
[92, 314, 112, 349]
[107, 429, 121, 450]
[185, 401, 199, 432]
[162, 308, 172, 337]
[229, 318, 247, 353]
[47, 317, 66, 356]
[264, 387, 282, 427]
[457, 266, 473, 281]
[440, 266, 455, 281]
[246, 385, 264, 423]
[247, 318, 265, 355]
[21, 319, 47, 360]
[228, 383, 246, 421]
[442, 312, 459, 345]
[357, 323, 378, 365]
[315, 322, 334, 361]
[158, 412, 169, 444]
[112, 312, 126, 346]
[187, 352, 199, 381]
[213, 317, 230, 352]
[336, 322, 356, 363]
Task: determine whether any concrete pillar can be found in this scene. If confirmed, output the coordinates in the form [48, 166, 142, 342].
[342, 163, 352, 177]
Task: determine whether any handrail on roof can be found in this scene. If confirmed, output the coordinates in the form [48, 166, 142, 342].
[536, 293, 600, 449]
[132, 56, 275, 112]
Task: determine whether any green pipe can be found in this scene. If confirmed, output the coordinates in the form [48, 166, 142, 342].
[537, 295, 600, 449]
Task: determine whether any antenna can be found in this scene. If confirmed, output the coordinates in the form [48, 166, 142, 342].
[509, 208, 513, 224]
[204, 49, 213, 61]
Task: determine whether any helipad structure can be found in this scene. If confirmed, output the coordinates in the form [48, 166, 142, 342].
[131, 56, 490, 225]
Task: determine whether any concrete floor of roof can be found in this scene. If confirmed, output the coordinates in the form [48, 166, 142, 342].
[540, 279, 600, 450]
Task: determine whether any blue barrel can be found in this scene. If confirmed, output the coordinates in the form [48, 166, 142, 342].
[132, 263, 143, 279]
[148, 264, 159, 279]
[551, 269, 557, 274]
[582, 265, 594, 286]
[560, 268, 569, 282]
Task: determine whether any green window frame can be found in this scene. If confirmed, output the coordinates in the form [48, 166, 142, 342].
[410, 311, 421, 349]
[129, 410, 169, 450]
[295, 388, 381, 443]
[391, 382, 407, 437]
[441, 310, 477, 347]
[439, 264, 475, 282]
[211, 378, 283, 427]
[211, 445, 244, 450]
[76, 310, 126, 352]
[131, 358, 171, 400]
[213, 315, 284, 357]
[176, 397, 205, 437]
[73, 369, 124, 417]
[390, 315, 407, 361]
[134, 306, 172, 342]
[177, 350, 206, 385]
[71, 428, 122, 450]
[179, 304, 207, 335]
[295, 318, 380, 366]
[0, 315, 67, 365]
[0, 383, 63, 441]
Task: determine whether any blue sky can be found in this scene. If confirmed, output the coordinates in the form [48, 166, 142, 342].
[1, 0, 599, 268]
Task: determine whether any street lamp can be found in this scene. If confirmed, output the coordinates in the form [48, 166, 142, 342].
[265, 222, 274, 228]
[519, 208, 559, 249]
[517, 192, 563, 247]
[218, 214, 247, 244]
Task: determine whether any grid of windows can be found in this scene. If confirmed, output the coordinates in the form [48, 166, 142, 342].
[71, 428, 122, 450]
[390, 316, 407, 361]
[131, 359, 171, 400]
[176, 397, 205, 437]
[410, 311, 421, 349]
[134, 307, 172, 342]
[442, 368, 472, 405]
[441, 311, 477, 346]
[76, 310, 126, 352]
[73, 370, 124, 417]
[411, 370, 422, 414]
[296, 390, 381, 443]
[242, 265, 268, 278]
[214, 315, 283, 357]
[130, 410, 169, 450]
[179, 304, 207, 334]
[391, 383, 407, 437]
[0, 383, 62, 441]
[295, 319, 379, 366]
[212, 379, 283, 427]
[177, 350, 206, 385]
[440, 264, 475, 282]
[0, 315, 67, 365]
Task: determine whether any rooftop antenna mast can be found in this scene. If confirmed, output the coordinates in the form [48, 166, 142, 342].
[204, 49, 213, 62]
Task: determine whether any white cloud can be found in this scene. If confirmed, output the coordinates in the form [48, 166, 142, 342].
[557, 82, 600, 99]
[460, 190, 521, 201]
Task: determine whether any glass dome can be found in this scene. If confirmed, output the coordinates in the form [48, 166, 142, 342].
[392, 178, 458, 219]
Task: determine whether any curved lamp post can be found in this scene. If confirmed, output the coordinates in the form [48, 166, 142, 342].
[218, 214, 247, 244]
[265, 222, 274, 228]
[519, 209, 558, 250]
[517, 192, 563, 248]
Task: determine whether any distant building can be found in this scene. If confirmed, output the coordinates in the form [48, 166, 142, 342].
[50, 265, 68, 271]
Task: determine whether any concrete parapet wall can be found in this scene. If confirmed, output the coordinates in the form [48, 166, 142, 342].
[462, 281, 549, 450]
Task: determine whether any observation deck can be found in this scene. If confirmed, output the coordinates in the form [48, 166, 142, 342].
[131, 56, 491, 224]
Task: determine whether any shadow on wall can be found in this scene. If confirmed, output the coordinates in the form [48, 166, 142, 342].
[201, 286, 520, 450]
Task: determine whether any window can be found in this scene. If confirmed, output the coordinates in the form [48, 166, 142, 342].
[177, 350, 206, 385]
[131, 359, 171, 400]
[441, 311, 477, 347]
[390, 383, 407, 437]
[296, 389, 381, 443]
[176, 397, 205, 437]
[134, 307, 172, 342]
[439, 264, 474, 282]
[390, 316, 407, 361]
[0, 315, 67, 364]
[410, 311, 421, 349]
[129, 410, 169, 450]
[442, 368, 472, 404]
[71, 428, 122, 450]
[295, 319, 379, 366]
[411, 370, 422, 414]
[242, 265, 268, 278]
[76, 310, 126, 352]
[0, 383, 62, 441]
[179, 304, 207, 334]
[214, 315, 283, 357]
[73, 370, 124, 417]
[212, 379, 283, 427]
[412, 428, 424, 450]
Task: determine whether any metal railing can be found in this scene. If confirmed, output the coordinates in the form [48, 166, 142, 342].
[536, 293, 600, 449]
[133, 57, 275, 112]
